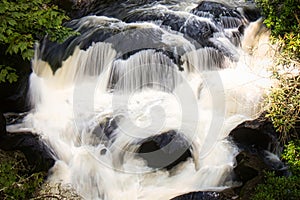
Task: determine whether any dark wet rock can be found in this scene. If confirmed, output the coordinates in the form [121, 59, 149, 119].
[191, 1, 241, 18]
[120, 48, 183, 68]
[53, 0, 110, 19]
[40, 0, 250, 75]
[230, 115, 280, 154]
[242, 6, 262, 22]
[229, 115, 288, 175]
[124, 10, 165, 23]
[125, 11, 218, 48]
[179, 17, 218, 47]
[0, 131, 55, 172]
[191, 1, 243, 27]
[91, 0, 158, 20]
[234, 151, 268, 183]
[41, 24, 186, 73]
[227, 115, 289, 199]
[137, 130, 192, 170]
[54, 0, 75, 12]
[57, 0, 158, 19]
[104, 28, 175, 58]
[232, 149, 288, 200]
[124, 11, 221, 49]
[40, 19, 127, 71]
[0, 112, 5, 134]
[0, 46, 32, 113]
[40, 17, 230, 74]
[161, 14, 188, 32]
[0, 113, 55, 172]
[230, 151, 269, 200]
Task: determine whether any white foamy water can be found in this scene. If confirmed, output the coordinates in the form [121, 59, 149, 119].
[7, 1, 275, 199]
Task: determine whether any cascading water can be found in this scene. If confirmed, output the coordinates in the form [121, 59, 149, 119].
[7, 0, 275, 199]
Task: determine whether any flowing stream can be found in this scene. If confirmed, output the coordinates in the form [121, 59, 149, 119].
[8, 0, 275, 199]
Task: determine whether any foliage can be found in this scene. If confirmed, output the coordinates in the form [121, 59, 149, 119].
[251, 171, 300, 200]
[0, 150, 45, 199]
[0, 65, 18, 83]
[266, 70, 300, 142]
[255, 0, 300, 141]
[253, 1, 300, 199]
[255, 0, 299, 35]
[0, 0, 75, 82]
[282, 140, 300, 175]
[278, 33, 300, 61]
[255, 0, 300, 60]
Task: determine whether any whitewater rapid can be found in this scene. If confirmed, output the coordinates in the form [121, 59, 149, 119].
[7, 1, 275, 199]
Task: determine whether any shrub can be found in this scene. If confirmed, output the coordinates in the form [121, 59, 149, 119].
[282, 140, 300, 175]
[265, 71, 300, 142]
[255, 0, 300, 141]
[251, 171, 300, 200]
[0, 150, 45, 199]
[0, 0, 75, 82]
[255, 0, 300, 60]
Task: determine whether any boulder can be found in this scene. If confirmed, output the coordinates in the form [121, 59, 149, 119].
[0, 113, 55, 172]
[228, 115, 289, 199]
[191, 1, 242, 19]
[137, 130, 192, 170]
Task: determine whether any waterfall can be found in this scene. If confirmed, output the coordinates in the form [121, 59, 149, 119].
[8, 0, 275, 199]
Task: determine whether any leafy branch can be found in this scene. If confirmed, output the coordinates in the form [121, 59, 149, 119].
[0, 0, 76, 83]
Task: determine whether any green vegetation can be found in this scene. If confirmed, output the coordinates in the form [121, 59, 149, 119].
[266, 73, 300, 141]
[0, 149, 82, 199]
[282, 140, 300, 175]
[0, 0, 75, 82]
[252, 0, 300, 199]
[251, 171, 300, 200]
[252, 141, 300, 200]
[0, 65, 18, 83]
[0, 150, 45, 199]
[255, 0, 300, 60]
[255, 0, 300, 141]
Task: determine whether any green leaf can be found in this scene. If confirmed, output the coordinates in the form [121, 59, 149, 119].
[7, 72, 18, 83]
[0, 65, 18, 83]
[21, 49, 34, 60]
[7, 18, 17, 26]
